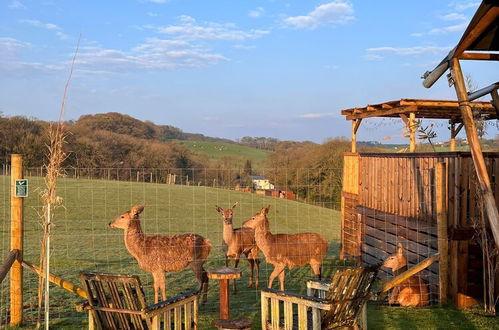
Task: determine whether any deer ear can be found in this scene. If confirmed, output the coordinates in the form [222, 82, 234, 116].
[232, 202, 238, 209]
[131, 205, 145, 217]
[396, 243, 404, 255]
[262, 205, 270, 214]
[215, 206, 223, 213]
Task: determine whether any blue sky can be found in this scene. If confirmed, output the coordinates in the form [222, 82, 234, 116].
[0, 0, 497, 143]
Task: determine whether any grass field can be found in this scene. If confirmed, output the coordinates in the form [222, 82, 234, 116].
[0, 175, 497, 329]
[178, 141, 270, 166]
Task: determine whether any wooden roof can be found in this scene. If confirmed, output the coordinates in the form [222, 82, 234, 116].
[341, 99, 497, 121]
[423, 1, 498, 87]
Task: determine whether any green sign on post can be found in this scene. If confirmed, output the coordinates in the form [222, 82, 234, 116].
[14, 179, 28, 198]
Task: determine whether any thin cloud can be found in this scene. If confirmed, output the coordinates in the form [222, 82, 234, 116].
[248, 7, 265, 18]
[75, 38, 227, 72]
[0, 37, 64, 74]
[145, 16, 269, 41]
[451, 1, 480, 12]
[144, 0, 170, 3]
[283, 1, 354, 30]
[20, 19, 69, 40]
[298, 113, 335, 119]
[429, 22, 467, 34]
[9, 1, 26, 9]
[366, 45, 452, 56]
[440, 13, 466, 21]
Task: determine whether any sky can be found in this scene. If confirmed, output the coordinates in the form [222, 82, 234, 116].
[0, 0, 497, 143]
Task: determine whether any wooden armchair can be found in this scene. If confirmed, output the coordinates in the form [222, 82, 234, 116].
[260, 266, 379, 330]
[77, 272, 199, 330]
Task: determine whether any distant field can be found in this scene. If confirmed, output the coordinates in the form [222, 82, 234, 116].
[0, 175, 340, 328]
[178, 140, 270, 165]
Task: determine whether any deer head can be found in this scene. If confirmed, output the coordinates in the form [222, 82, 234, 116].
[109, 205, 145, 229]
[244, 205, 270, 229]
[383, 243, 408, 272]
[215, 203, 238, 225]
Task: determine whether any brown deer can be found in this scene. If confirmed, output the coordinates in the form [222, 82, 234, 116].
[215, 203, 260, 291]
[383, 243, 429, 307]
[244, 205, 329, 290]
[109, 205, 211, 303]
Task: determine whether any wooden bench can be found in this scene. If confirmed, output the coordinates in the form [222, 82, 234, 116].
[260, 266, 379, 330]
[77, 272, 199, 330]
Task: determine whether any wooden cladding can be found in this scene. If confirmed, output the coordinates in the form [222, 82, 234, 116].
[342, 154, 359, 195]
[358, 152, 499, 225]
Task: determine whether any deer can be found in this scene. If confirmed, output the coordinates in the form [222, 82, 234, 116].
[215, 203, 260, 292]
[382, 243, 429, 307]
[109, 205, 211, 304]
[243, 205, 329, 291]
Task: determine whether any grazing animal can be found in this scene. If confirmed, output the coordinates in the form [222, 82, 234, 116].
[109, 205, 211, 303]
[244, 205, 329, 290]
[216, 203, 260, 291]
[383, 243, 429, 307]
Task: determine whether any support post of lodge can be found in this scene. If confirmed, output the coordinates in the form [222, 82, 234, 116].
[351, 119, 362, 153]
[10, 154, 24, 326]
[409, 112, 416, 152]
[451, 58, 499, 250]
[436, 162, 449, 303]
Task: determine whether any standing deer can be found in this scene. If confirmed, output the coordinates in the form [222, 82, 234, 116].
[109, 205, 211, 303]
[383, 243, 429, 307]
[216, 203, 260, 292]
[244, 205, 329, 290]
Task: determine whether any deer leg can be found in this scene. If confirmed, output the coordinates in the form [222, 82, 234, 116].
[152, 272, 163, 304]
[247, 258, 255, 287]
[278, 268, 286, 291]
[268, 266, 284, 290]
[232, 256, 240, 293]
[254, 258, 260, 289]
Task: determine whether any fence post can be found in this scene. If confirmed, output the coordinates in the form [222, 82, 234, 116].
[436, 162, 448, 303]
[10, 154, 24, 325]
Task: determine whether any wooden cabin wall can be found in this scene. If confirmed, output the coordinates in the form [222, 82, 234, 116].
[340, 152, 499, 305]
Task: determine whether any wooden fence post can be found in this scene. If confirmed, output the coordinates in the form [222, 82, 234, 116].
[10, 154, 24, 325]
[436, 162, 449, 303]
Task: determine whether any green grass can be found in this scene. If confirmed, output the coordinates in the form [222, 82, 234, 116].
[178, 140, 270, 165]
[369, 304, 499, 330]
[0, 175, 340, 328]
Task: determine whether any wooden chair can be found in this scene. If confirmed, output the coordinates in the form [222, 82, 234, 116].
[77, 272, 199, 330]
[260, 266, 379, 330]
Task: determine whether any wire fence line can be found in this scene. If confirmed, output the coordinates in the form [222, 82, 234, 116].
[0, 166, 345, 327]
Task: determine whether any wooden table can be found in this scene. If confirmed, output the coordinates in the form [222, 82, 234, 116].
[207, 267, 241, 320]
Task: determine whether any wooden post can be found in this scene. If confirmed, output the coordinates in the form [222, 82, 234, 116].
[450, 123, 456, 152]
[436, 162, 449, 303]
[451, 58, 499, 249]
[409, 112, 416, 152]
[220, 279, 229, 319]
[351, 120, 359, 153]
[10, 154, 23, 326]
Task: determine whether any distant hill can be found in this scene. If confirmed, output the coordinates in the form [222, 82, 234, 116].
[76, 112, 235, 144]
[178, 140, 270, 166]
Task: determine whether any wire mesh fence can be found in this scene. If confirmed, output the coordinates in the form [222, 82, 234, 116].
[0, 166, 346, 328]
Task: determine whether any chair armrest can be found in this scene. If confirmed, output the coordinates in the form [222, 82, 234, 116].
[261, 288, 332, 311]
[143, 290, 199, 317]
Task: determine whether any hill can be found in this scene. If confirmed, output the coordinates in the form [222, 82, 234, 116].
[178, 140, 270, 165]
